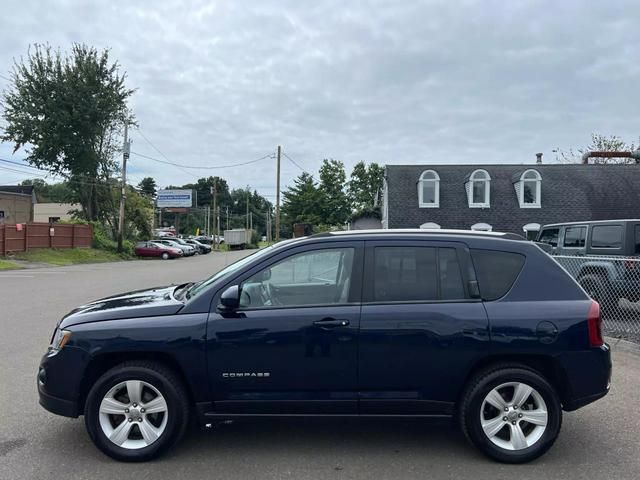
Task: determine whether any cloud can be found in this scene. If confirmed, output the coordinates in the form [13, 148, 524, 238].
[1, 0, 639, 198]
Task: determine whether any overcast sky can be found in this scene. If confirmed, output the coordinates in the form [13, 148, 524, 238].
[1, 0, 639, 200]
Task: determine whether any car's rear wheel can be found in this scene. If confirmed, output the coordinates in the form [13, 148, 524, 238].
[84, 361, 189, 462]
[161, 252, 170, 260]
[459, 366, 562, 463]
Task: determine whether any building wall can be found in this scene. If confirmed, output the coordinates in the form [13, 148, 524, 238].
[0, 193, 33, 224]
[385, 164, 640, 235]
[33, 203, 80, 223]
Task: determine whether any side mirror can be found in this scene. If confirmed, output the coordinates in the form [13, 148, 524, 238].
[219, 285, 240, 310]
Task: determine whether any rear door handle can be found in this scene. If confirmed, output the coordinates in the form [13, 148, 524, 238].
[313, 318, 350, 329]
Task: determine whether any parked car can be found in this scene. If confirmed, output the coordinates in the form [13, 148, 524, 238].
[537, 219, 640, 309]
[134, 241, 182, 260]
[183, 239, 212, 254]
[38, 229, 610, 463]
[153, 239, 197, 256]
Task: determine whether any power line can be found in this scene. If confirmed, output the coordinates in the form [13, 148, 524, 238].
[130, 149, 274, 170]
[134, 128, 200, 179]
[0, 157, 46, 171]
[282, 151, 311, 176]
[0, 164, 49, 178]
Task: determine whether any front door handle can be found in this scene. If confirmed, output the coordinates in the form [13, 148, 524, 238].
[313, 318, 350, 329]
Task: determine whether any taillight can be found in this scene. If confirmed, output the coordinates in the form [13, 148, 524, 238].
[587, 301, 603, 347]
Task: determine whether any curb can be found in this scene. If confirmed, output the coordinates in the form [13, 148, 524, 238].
[605, 336, 640, 356]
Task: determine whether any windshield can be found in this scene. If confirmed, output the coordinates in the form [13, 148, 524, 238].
[186, 244, 279, 299]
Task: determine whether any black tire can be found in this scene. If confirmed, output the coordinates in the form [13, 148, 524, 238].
[579, 275, 618, 313]
[161, 252, 170, 260]
[459, 365, 562, 464]
[84, 361, 190, 462]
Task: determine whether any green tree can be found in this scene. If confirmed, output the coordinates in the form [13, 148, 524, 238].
[318, 159, 350, 225]
[137, 177, 157, 198]
[561, 133, 638, 164]
[20, 178, 74, 203]
[1, 43, 135, 220]
[281, 172, 323, 235]
[348, 161, 384, 212]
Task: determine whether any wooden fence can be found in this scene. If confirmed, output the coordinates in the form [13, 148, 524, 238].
[0, 223, 93, 256]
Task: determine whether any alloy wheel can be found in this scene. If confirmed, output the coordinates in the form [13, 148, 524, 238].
[98, 380, 169, 450]
[480, 382, 548, 451]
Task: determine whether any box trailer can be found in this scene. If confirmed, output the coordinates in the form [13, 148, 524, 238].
[224, 229, 252, 249]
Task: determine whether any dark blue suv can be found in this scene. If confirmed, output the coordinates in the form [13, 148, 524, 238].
[38, 230, 611, 463]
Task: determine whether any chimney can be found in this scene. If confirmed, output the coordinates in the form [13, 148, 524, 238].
[536, 153, 543, 164]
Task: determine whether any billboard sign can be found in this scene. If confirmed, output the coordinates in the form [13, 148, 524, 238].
[156, 189, 193, 208]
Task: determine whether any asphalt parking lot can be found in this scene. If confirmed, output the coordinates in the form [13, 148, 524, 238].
[1, 252, 639, 480]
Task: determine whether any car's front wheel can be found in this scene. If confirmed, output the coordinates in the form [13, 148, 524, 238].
[161, 252, 170, 260]
[84, 361, 189, 462]
[459, 365, 562, 463]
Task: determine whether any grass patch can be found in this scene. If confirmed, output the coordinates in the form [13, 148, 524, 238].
[0, 259, 21, 270]
[14, 248, 128, 266]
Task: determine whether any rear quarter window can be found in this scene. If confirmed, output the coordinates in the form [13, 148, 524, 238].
[590, 225, 622, 249]
[470, 249, 525, 300]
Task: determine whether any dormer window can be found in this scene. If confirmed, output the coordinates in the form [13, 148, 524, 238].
[466, 169, 490, 208]
[514, 169, 541, 208]
[418, 170, 439, 208]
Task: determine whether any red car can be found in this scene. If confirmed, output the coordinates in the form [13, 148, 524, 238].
[134, 241, 183, 260]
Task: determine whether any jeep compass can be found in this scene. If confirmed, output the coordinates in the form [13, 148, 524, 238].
[38, 230, 611, 463]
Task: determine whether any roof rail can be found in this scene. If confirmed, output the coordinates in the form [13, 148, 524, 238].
[312, 229, 525, 241]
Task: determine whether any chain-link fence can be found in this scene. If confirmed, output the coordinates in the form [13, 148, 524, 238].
[552, 255, 640, 336]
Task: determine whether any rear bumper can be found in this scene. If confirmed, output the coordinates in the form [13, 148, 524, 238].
[561, 343, 612, 412]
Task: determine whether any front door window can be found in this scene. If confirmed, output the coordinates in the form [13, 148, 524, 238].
[240, 248, 355, 308]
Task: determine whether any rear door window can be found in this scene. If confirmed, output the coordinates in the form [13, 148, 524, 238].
[470, 249, 525, 300]
[590, 225, 623, 249]
[537, 228, 559, 247]
[371, 246, 465, 302]
[562, 226, 586, 248]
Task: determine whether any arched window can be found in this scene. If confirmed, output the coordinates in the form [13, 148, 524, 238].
[418, 170, 439, 208]
[515, 169, 541, 208]
[471, 222, 492, 231]
[419, 222, 441, 229]
[466, 169, 490, 207]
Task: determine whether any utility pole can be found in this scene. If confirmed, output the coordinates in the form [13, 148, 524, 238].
[205, 205, 209, 236]
[216, 206, 220, 245]
[246, 191, 249, 230]
[275, 145, 281, 242]
[211, 181, 217, 248]
[249, 211, 253, 231]
[117, 124, 130, 252]
[266, 210, 270, 243]
[226, 206, 229, 231]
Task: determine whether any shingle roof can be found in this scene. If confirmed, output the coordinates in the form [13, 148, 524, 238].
[385, 163, 640, 234]
[0, 185, 34, 196]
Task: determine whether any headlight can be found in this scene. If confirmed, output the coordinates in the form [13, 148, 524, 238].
[49, 328, 72, 353]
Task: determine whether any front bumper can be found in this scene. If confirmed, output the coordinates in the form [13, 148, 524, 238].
[37, 346, 87, 418]
[38, 381, 80, 417]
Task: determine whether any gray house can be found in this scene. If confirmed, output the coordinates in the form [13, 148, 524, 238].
[381, 163, 640, 238]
